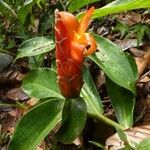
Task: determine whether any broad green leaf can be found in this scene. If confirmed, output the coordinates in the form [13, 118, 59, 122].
[81, 66, 103, 116]
[22, 68, 63, 99]
[16, 36, 55, 59]
[8, 99, 65, 150]
[137, 138, 150, 150]
[56, 97, 87, 143]
[68, 0, 100, 13]
[106, 77, 135, 128]
[77, 0, 150, 19]
[18, 1, 33, 25]
[89, 34, 138, 94]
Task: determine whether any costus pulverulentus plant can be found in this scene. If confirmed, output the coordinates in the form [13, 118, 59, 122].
[55, 7, 97, 98]
[8, 0, 142, 149]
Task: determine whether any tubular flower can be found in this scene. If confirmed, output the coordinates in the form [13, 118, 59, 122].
[55, 7, 97, 98]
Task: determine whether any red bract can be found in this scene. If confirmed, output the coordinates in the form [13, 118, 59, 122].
[55, 7, 97, 98]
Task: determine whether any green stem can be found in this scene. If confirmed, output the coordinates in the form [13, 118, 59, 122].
[0, 102, 28, 110]
[16, 101, 28, 110]
[0, 103, 17, 107]
[96, 114, 125, 130]
[0, 48, 15, 56]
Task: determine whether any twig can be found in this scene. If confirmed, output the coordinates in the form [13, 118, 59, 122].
[137, 50, 150, 77]
[138, 70, 150, 82]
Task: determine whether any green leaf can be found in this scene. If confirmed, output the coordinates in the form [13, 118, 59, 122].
[68, 0, 100, 13]
[29, 54, 45, 68]
[81, 66, 103, 116]
[89, 141, 104, 149]
[8, 99, 65, 150]
[116, 129, 133, 150]
[137, 138, 150, 150]
[77, 0, 150, 19]
[106, 77, 135, 128]
[56, 97, 87, 143]
[113, 21, 129, 38]
[0, 0, 17, 19]
[38, 10, 54, 34]
[89, 34, 138, 94]
[116, 128, 129, 144]
[18, 1, 33, 25]
[16, 36, 55, 59]
[22, 68, 63, 99]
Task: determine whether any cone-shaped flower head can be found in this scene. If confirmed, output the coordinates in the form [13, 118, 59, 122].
[55, 7, 97, 98]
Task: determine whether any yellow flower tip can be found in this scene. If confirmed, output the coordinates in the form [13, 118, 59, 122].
[84, 33, 97, 56]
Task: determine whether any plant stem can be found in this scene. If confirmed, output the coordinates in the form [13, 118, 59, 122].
[96, 114, 125, 130]
[0, 103, 17, 107]
[16, 101, 28, 110]
[0, 102, 28, 110]
[0, 48, 15, 56]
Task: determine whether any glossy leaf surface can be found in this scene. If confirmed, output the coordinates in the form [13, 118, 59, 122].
[90, 34, 137, 128]
[22, 68, 63, 99]
[8, 99, 65, 150]
[16, 36, 55, 59]
[137, 138, 150, 150]
[106, 77, 135, 128]
[81, 66, 103, 116]
[68, 0, 99, 13]
[56, 97, 87, 143]
[90, 34, 137, 94]
[77, 0, 150, 19]
[18, 0, 33, 25]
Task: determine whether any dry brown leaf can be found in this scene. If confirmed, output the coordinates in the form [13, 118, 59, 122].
[117, 12, 141, 26]
[130, 47, 145, 57]
[37, 140, 46, 150]
[73, 137, 83, 146]
[106, 96, 150, 150]
[36, 147, 43, 150]
[96, 71, 105, 89]
[0, 70, 22, 87]
[8, 109, 18, 117]
[6, 88, 28, 101]
[139, 72, 150, 83]
[26, 97, 38, 107]
[143, 95, 150, 124]
[1, 145, 7, 150]
[136, 50, 150, 77]
[115, 39, 143, 51]
[105, 125, 150, 150]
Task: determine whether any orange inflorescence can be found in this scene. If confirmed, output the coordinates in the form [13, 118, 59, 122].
[55, 7, 97, 98]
